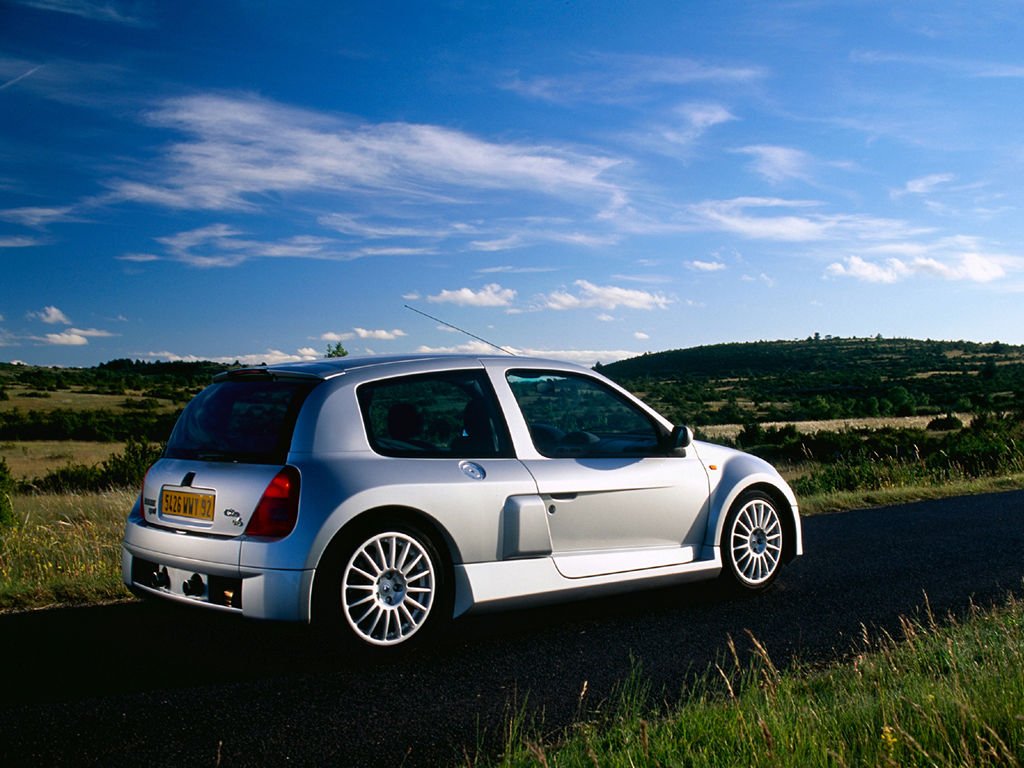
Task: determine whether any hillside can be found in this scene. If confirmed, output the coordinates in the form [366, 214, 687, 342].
[599, 337, 1024, 425]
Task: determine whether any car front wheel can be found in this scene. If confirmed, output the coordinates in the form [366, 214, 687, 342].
[721, 490, 784, 590]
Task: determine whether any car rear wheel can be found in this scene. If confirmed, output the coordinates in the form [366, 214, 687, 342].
[317, 523, 449, 649]
[721, 490, 784, 590]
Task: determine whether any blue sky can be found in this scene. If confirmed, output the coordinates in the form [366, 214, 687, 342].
[3, 1, 1024, 367]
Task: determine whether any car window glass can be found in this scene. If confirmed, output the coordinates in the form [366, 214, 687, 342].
[506, 370, 664, 458]
[164, 379, 315, 464]
[359, 371, 511, 458]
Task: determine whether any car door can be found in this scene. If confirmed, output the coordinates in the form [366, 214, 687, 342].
[501, 368, 710, 578]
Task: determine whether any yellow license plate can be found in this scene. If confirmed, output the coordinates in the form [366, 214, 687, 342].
[161, 488, 216, 521]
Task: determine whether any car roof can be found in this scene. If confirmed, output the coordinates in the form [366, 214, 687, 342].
[215, 353, 589, 382]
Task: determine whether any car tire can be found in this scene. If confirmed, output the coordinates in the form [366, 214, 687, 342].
[315, 522, 450, 650]
[720, 490, 784, 591]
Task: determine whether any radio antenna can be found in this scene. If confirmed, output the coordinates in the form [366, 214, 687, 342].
[404, 304, 517, 356]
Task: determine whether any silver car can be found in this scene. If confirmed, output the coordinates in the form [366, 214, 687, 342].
[122, 354, 801, 648]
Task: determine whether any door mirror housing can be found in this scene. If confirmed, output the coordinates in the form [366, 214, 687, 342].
[665, 425, 693, 455]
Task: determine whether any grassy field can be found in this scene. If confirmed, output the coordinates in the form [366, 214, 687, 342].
[485, 593, 1024, 767]
[0, 440, 127, 481]
[0, 384, 177, 415]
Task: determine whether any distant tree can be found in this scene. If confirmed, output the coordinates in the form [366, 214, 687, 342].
[325, 342, 349, 359]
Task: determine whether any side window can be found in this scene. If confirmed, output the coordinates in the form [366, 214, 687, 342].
[506, 370, 664, 458]
[358, 370, 512, 458]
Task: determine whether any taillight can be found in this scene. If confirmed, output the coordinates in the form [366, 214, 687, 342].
[246, 466, 300, 539]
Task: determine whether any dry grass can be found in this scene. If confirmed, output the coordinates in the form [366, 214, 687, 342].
[0, 490, 134, 611]
[701, 413, 974, 442]
[0, 441, 128, 481]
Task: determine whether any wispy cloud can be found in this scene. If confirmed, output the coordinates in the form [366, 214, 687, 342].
[688, 197, 930, 242]
[852, 50, 1024, 79]
[147, 223, 419, 267]
[0, 235, 43, 247]
[890, 173, 955, 199]
[110, 93, 624, 214]
[734, 145, 813, 184]
[13, 1, 149, 27]
[504, 54, 764, 105]
[0, 64, 43, 91]
[0, 205, 76, 227]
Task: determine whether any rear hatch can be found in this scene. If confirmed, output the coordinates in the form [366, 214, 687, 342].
[142, 373, 317, 538]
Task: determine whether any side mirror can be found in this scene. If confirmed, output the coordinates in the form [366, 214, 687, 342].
[666, 425, 693, 455]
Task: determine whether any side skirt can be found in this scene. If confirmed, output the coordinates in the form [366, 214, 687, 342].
[452, 550, 722, 618]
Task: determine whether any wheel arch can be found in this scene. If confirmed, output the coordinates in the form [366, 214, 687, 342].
[308, 504, 459, 623]
[707, 472, 801, 563]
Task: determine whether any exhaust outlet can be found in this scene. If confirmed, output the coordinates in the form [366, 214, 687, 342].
[182, 573, 205, 597]
[150, 567, 170, 589]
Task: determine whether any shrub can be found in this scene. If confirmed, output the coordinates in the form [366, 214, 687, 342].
[27, 438, 164, 493]
[927, 414, 964, 431]
[0, 457, 16, 529]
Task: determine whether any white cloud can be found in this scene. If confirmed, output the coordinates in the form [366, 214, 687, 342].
[542, 280, 671, 311]
[68, 327, 114, 337]
[826, 251, 1011, 284]
[634, 331, 650, 340]
[354, 327, 407, 340]
[321, 331, 355, 342]
[688, 260, 726, 272]
[42, 331, 88, 346]
[148, 348, 322, 365]
[30, 305, 71, 325]
[117, 252, 160, 262]
[428, 283, 517, 307]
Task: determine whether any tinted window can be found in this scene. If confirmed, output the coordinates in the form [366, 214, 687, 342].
[507, 370, 664, 458]
[359, 370, 511, 458]
[165, 379, 315, 464]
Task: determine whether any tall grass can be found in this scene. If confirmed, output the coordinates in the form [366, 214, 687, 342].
[0, 490, 133, 610]
[484, 594, 1024, 767]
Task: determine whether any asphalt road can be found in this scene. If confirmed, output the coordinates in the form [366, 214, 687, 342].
[2, 490, 1023, 767]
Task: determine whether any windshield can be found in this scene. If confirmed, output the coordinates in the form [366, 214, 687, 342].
[164, 379, 315, 464]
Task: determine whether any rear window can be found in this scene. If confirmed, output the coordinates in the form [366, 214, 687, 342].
[165, 379, 315, 464]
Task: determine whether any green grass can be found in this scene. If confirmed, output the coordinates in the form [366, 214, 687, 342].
[0, 490, 134, 611]
[483, 594, 1024, 767]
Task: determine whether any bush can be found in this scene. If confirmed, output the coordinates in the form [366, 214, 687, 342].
[27, 438, 164, 493]
[0, 458, 16, 528]
[927, 414, 964, 431]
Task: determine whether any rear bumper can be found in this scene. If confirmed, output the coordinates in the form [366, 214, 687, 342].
[122, 519, 314, 622]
